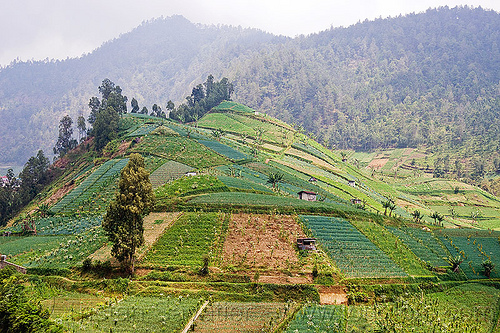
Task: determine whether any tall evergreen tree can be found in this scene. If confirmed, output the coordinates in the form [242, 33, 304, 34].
[93, 106, 119, 151]
[102, 154, 154, 274]
[130, 98, 140, 113]
[53, 115, 77, 157]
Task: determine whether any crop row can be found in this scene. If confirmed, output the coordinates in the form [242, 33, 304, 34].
[300, 215, 407, 278]
[65, 295, 201, 333]
[285, 304, 347, 332]
[388, 227, 449, 267]
[198, 139, 249, 161]
[52, 159, 128, 214]
[194, 302, 290, 332]
[350, 220, 429, 276]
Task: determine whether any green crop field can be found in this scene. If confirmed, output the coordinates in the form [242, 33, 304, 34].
[51, 158, 129, 214]
[64, 295, 201, 333]
[387, 227, 449, 267]
[300, 215, 407, 278]
[218, 175, 273, 193]
[285, 304, 347, 332]
[198, 139, 249, 161]
[212, 101, 256, 113]
[155, 175, 228, 200]
[149, 160, 194, 188]
[436, 229, 500, 279]
[350, 220, 429, 276]
[142, 212, 226, 267]
[125, 123, 159, 137]
[194, 302, 290, 332]
[189, 192, 357, 214]
[0, 224, 105, 268]
[197, 113, 255, 136]
[130, 135, 228, 168]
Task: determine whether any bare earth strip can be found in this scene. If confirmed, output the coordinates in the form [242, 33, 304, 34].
[89, 212, 182, 264]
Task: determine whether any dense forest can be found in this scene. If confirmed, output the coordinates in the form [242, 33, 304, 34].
[0, 6, 499, 167]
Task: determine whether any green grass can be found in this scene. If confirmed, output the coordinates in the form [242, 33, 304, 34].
[350, 220, 430, 276]
[142, 212, 225, 267]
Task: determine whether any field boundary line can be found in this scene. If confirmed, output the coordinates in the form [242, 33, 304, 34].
[181, 300, 209, 333]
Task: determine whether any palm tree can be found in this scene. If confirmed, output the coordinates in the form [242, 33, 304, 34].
[340, 151, 348, 162]
[267, 172, 284, 190]
[482, 260, 494, 278]
[382, 200, 391, 216]
[388, 202, 396, 217]
[430, 212, 442, 225]
[411, 210, 422, 223]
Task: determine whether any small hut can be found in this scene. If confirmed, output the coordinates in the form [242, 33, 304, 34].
[348, 180, 356, 187]
[297, 238, 317, 251]
[351, 198, 362, 205]
[298, 191, 317, 201]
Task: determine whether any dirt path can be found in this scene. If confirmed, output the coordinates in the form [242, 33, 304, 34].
[89, 212, 182, 264]
[318, 286, 348, 305]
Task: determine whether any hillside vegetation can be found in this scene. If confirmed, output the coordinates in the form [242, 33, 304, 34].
[1, 6, 499, 173]
[1, 101, 500, 331]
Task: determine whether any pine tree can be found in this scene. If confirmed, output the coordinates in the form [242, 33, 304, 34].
[102, 154, 154, 274]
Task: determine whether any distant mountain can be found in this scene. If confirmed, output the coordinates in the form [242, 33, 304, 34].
[1, 6, 499, 167]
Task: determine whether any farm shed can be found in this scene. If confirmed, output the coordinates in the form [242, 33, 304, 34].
[351, 198, 362, 205]
[297, 238, 317, 251]
[308, 177, 317, 182]
[298, 191, 317, 201]
[348, 180, 356, 187]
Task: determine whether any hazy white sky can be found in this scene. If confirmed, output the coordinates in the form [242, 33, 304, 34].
[1, 0, 499, 66]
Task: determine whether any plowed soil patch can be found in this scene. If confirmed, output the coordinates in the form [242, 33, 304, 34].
[222, 213, 305, 271]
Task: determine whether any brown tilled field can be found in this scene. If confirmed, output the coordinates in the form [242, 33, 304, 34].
[222, 213, 306, 272]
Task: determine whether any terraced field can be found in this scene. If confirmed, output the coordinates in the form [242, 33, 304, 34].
[51, 158, 129, 214]
[300, 215, 407, 278]
[436, 229, 500, 279]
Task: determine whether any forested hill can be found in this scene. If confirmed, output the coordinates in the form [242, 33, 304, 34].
[231, 6, 500, 152]
[1, 6, 499, 167]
